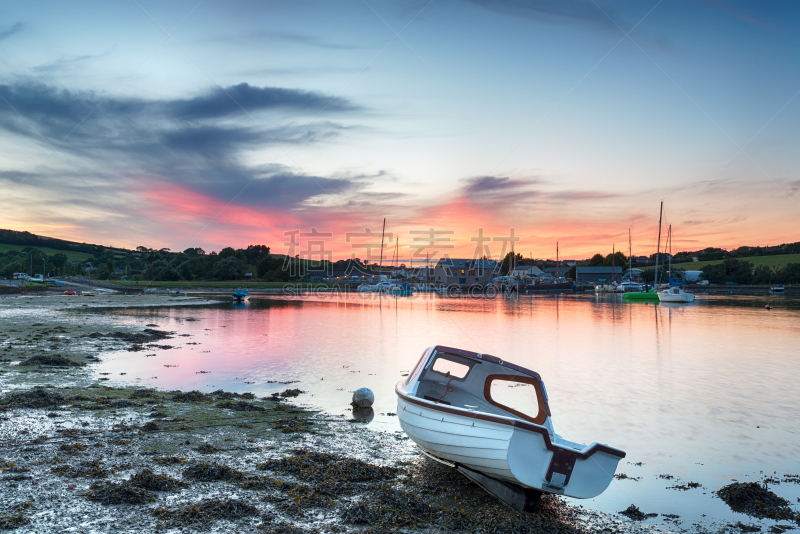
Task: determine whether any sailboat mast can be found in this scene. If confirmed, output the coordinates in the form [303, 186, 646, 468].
[655, 201, 663, 286]
[668, 225, 672, 281]
[378, 218, 386, 279]
[612, 244, 615, 284]
[557, 242, 559, 280]
[628, 229, 632, 279]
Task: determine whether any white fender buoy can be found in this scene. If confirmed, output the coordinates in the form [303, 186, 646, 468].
[352, 387, 374, 408]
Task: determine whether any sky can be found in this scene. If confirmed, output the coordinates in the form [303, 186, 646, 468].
[0, 0, 798, 263]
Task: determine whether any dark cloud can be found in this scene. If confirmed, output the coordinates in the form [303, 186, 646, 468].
[463, 175, 544, 194]
[0, 82, 361, 210]
[167, 83, 356, 120]
[464, 0, 613, 27]
[459, 174, 619, 206]
[0, 22, 24, 41]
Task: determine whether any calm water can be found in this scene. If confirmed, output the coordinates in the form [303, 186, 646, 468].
[87, 292, 800, 529]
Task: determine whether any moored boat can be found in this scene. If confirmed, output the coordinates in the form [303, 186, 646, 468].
[771, 284, 785, 293]
[622, 287, 659, 301]
[522, 280, 572, 292]
[81, 290, 97, 296]
[233, 288, 250, 301]
[657, 286, 695, 303]
[396, 346, 625, 507]
[388, 283, 415, 296]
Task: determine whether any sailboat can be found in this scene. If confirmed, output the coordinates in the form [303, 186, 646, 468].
[619, 230, 642, 292]
[521, 242, 572, 292]
[658, 225, 694, 303]
[623, 203, 663, 301]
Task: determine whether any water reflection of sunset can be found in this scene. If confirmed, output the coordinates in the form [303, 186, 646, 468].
[95, 293, 800, 527]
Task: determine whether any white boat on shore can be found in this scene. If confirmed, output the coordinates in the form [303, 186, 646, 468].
[396, 346, 625, 508]
[658, 286, 695, 303]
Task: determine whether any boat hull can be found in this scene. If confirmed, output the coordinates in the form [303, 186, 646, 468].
[622, 290, 658, 301]
[658, 292, 694, 303]
[397, 394, 622, 499]
[522, 282, 572, 292]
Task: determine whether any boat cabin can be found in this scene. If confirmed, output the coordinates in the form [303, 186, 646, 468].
[402, 346, 555, 435]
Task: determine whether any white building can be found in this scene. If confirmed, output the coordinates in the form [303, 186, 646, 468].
[511, 265, 545, 279]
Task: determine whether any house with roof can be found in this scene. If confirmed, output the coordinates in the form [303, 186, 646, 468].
[511, 265, 545, 280]
[575, 266, 623, 284]
[433, 258, 498, 287]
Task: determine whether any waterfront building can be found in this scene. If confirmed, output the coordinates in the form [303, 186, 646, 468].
[433, 258, 498, 287]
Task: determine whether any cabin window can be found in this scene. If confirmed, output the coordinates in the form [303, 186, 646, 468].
[405, 348, 431, 385]
[430, 355, 472, 380]
[484, 375, 547, 425]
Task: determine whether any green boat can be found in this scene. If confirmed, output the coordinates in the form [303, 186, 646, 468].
[622, 288, 659, 301]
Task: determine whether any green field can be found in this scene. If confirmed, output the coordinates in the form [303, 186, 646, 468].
[0, 243, 95, 262]
[668, 253, 800, 271]
[114, 280, 329, 289]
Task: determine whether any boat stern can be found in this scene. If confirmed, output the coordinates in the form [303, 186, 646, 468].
[508, 429, 625, 499]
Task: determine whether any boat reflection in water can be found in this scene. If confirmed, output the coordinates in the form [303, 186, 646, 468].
[396, 345, 625, 510]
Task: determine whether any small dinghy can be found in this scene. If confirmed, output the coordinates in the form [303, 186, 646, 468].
[396, 346, 625, 509]
[232, 288, 250, 301]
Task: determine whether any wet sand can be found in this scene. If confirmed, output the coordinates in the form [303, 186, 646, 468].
[0, 294, 743, 533]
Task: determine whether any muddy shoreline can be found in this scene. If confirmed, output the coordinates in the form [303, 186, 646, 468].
[0, 293, 778, 533]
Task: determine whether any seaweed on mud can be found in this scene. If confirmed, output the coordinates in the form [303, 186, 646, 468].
[152, 498, 258, 526]
[111, 400, 137, 408]
[58, 443, 87, 455]
[0, 503, 33, 529]
[17, 354, 85, 367]
[195, 442, 221, 453]
[273, 480, 348, 510]
[341, 503, 371, 525]
[0, 387, 67, 410]
[130, 389, 157, 399]
[257, 523, 316, 534]
[237, 476, 274, 490]
[669, 481, 702, 490]
[141, 421, 160, 432]
[0, 462, 30, 474]
[716, 482, 799, 522]
[152, 456, 187, 465]
[279, 389, 304, 398]
[340, 488, 431, 528]
[129, 468, 188, 491]
[183, 462, 244, 482]
[216, 400, 265, 412]
[212, 390, 256, 400]
[86, 481, 157, 505]
[171, 390, 212, 403]
[83, 329, 172, 344]
[272, 417, 309, 433]
[728, 522, 762, 532]
[258, 449, 402, 484]
[51, 460, 112, 478]
[619, 504, 658, 521]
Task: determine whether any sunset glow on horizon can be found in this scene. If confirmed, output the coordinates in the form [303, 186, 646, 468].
[1, 1, 798, 259]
